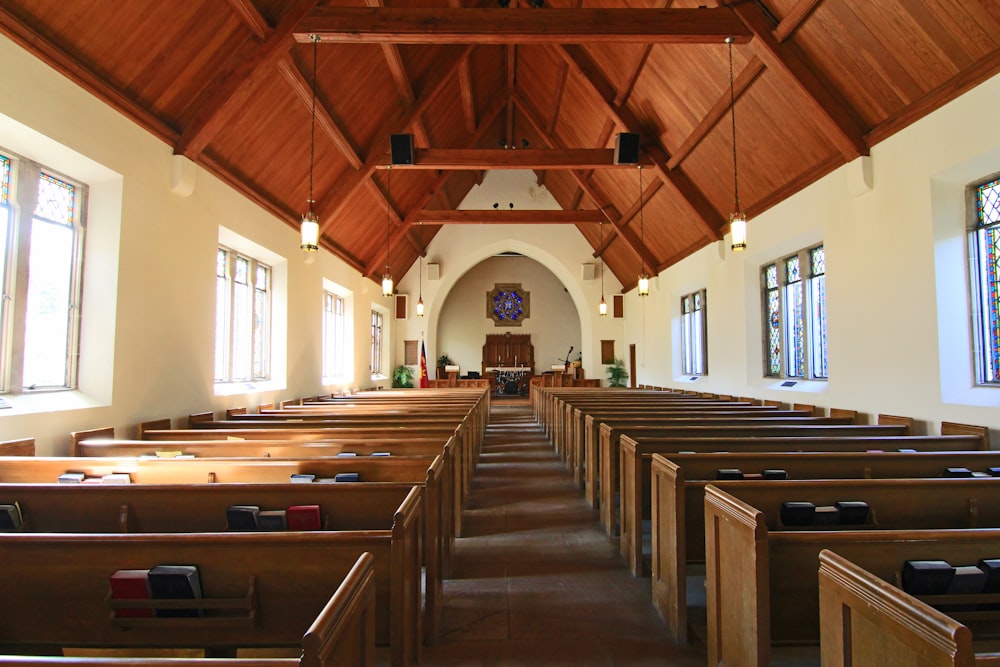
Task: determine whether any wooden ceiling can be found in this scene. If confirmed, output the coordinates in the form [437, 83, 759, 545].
[3, 1, 1000, 291]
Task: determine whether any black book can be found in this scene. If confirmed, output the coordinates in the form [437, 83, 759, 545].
[0, 502, 22, 531]
[147, 564, 203, 617]
[226, 505, 259, 531]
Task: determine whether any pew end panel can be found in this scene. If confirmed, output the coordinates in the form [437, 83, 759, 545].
[0, 439, 34, 456]
[819, 549, 976, 667]
[704, 484, 771, 667]
[942, 422, 992, 450]
[300, 551, 376, 667]
[70, 428, 115, 457]
[650, 456, 687, 643]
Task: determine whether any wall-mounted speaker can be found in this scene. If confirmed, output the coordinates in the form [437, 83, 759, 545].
[426, 262, 440, 281]
[390, 134, 414, 165]
[614, 132, 640, 165]
[581, 262, 596, 281]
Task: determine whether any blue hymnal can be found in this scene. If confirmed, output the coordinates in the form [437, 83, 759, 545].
[334, 472, 360, 482]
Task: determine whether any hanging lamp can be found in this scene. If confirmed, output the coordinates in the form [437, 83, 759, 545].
[636, 165, 650, 297]
[300, 34, 321, 263]
[416, 251, 425, 317]
[382, 165, 394, 297]
[598, 219, 608, 316]
[726, 36, 747, 252]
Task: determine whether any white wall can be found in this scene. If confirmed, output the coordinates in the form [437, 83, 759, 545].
[0, 34, 384, 454]
[624, 71, 1000, 440]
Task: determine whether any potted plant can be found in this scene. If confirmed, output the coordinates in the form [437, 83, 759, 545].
[606, 358, 629, 387]
[437, 354, 452, 378]
[392, 364, 415, 388]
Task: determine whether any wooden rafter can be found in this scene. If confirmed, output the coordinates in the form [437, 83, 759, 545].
[226, 0, 271, 39]
[458, 59, 476, 133]
[362, 94, 508, 279]
[412, 210, 607, 224]
[295, 8, 753, 45]
[317, 44, 475, 235]
[375, 148, 654, 170]
[667, 56, 765, 170]
[557, 43, 725, 241]
[276, 55, 363, 170]
[175, 0, 319, 158]
[774, 0, 825, 42]
[731, 2, 868, 160]
[514, 92, 660, 276]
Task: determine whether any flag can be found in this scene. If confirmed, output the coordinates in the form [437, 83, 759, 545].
[419, 340, 429, 388]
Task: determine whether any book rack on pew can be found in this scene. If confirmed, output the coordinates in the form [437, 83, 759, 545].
[107, 576, 258, 630]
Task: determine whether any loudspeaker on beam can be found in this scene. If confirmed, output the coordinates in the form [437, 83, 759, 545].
[390, 134, 414, 165]
[614, 132, 640, 165]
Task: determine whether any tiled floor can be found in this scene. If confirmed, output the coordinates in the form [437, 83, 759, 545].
[421, 400, 708, 666]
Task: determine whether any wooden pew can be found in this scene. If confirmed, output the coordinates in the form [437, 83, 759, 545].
[647, 445, 995, 641]
[623, 430, 988, 574]
[0, 438, 34, 456]
[0, 454, 448, 646]
[0, 483, 422, 667]
[703, 479, 1000, 667]
[819, 549, 1000, 667]
[0, 532, 411, 663]
[0, 550, 377, 667]
[597, 420, 901, 535]
[75, 435, 466, 541]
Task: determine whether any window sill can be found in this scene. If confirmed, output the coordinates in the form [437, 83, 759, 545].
[213, 379, 286, 397]
[0, 389, 107, 416]
[370, 374, 388, 382]
[674, 375, 705, 383]
[764, 378, 829, 394]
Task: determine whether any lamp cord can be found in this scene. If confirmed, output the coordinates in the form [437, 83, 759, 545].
[638, 165, 645, 276]
[386, 166, 391, 274]
[309, 35, 318, 208]
[728, 37, 740, 213]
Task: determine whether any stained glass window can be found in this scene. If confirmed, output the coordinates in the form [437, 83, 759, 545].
[370, 309, 384, 375]
[971, 177, 1000, 384]
[214, 247, 270, 384]
[681, 289, 707, 375]
[487, 283, 531, 326]
[762, 245, 827, 380]
[0, 155, 9, 206]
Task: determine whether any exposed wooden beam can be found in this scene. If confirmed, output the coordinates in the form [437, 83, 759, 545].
[317, 44, 475, 235]
[0, 6, 178, 145]
[458, 59, 477, 133]
[547, 60, 570, 137]
[732, 2, 868, 160]
[362, 93, 509, 279]
[774, 0, 825, 42]
[412, 210, 607, 224]
[276, 55, 363, 170]
[557, 44, 724, 240]
[176, 0, 319, 158]
[667, 56, 765, 170]
[295, 8, 753, 44]
[226, 0, 272, 39]
[376, 148, 654, 170]
[514, 92, 660, 274]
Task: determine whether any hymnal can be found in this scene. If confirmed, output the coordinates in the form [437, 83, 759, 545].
[762, 469, 788, 480]
[102, 473, 132, 484]
[286, 505, 321, 531]
[835, 500, 870, 525]
[0, 502, 22, 531]
[290, 474, 316, 483]
[226, 505, 259, 531]
[813, 505, 840, 526]
[716, 469, 743, 480]
[334, 472, 360, 482]
[945, 467, 974, 478]
[109, 569, 152, 618]
[58, 472, 86, 483]
[902, 560, 954, 595]
[371, 452, 391, 457]
[257, 510, 287, 531]
[147, 565, 202, 617]
[335, 452, 357, 457]
[780, 501, 815, 526]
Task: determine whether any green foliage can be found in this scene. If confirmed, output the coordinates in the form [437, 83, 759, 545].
[437, 354, 452, 368]
[392, 364, 415, 388]
[606, 358, 629, 387]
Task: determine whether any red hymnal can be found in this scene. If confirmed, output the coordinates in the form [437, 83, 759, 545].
[286, 505, 322, 531]
[109, 569, 152, 618]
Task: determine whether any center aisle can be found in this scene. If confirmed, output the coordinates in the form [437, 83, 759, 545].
[421, 399, 707, 666]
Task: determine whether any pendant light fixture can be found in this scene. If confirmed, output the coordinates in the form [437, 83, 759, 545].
[381, 165, 394, 298]
[300, 34, 321, 263]
[726, 36, 747, 252]
[636, 165, 650, 297]
[598, 218, 608, 316]
[416, 249, 425, 317]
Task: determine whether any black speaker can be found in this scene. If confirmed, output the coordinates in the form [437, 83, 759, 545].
[390, 134, 414, 165]
[614, 132, 640, 165]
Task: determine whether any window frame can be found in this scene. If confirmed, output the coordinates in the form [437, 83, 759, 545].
[322, 290, 347, 382]
[370, 308, 384, 378]
[680, 289, 707, 376]
[761, 243, 827, 381]
[0, 149, 87, 394]
[214, 245, 272, 385]
[969, 175, 1000, 386]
